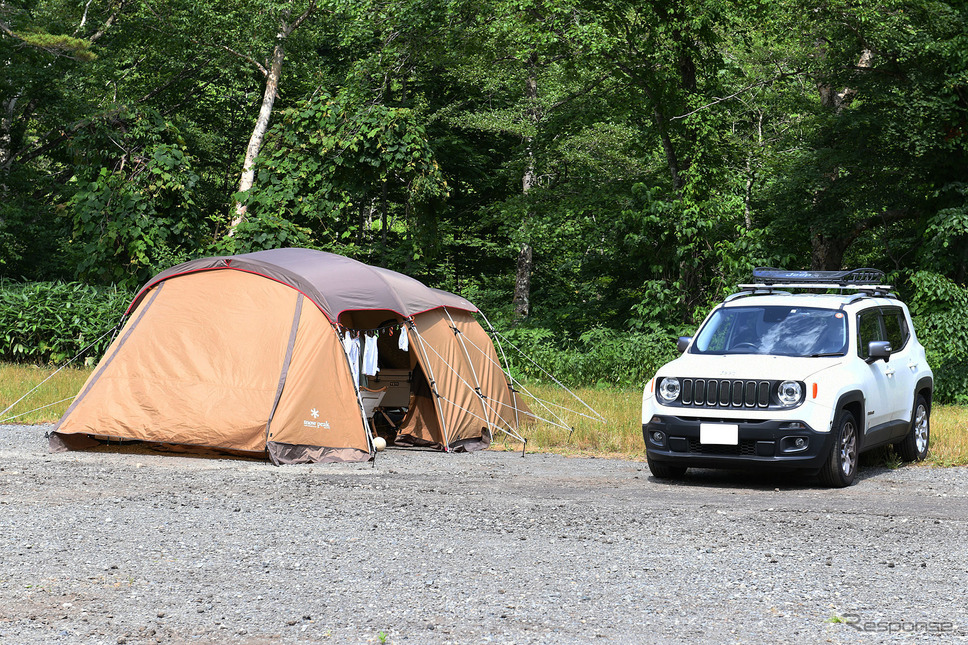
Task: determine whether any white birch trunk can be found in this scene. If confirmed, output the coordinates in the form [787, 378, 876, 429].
[230, 42, 285, 233]
[228, 0, 316, 235]
[512, 60, 539, 319]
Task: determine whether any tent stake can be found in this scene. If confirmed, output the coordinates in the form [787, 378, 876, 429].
[521, 437, 527, 457]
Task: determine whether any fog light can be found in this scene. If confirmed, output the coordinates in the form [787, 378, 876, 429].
[780, 436, 809, 453]
[651, 431, 666, 445]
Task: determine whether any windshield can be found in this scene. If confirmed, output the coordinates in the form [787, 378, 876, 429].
[691, 305, 848, 357]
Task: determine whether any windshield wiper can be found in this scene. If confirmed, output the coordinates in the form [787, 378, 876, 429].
[809, 352, 844, 357]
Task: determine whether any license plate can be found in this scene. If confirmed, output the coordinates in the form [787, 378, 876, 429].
[700, 423, 739, 445]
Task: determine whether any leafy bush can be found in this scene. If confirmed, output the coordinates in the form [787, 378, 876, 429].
[0, 281, 133, 365]
[494, 324, 683, 389]
[907, 271, 968, 404]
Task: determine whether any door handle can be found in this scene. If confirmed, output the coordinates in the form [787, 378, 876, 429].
[908, 362, 918, 371]
[885, 367, 896, 377]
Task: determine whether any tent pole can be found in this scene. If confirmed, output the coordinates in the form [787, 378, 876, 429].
[407, 319, 453, 451]
[335, 323, 377, 460]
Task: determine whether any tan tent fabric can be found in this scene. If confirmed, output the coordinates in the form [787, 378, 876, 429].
[409, 308, 493, 447]
[267, 301, 370, 460]
[394, 364, 445, 448]
[51, 249, 528, 463]
[448, 310, 521, 433]
[54, 271, 296, 453]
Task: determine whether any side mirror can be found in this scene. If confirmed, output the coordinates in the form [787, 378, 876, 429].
[677, 336, 692, 354]
[868, 340, 892, 363]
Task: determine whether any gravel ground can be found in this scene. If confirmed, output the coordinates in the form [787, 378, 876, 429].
[1, 425, 967, 644]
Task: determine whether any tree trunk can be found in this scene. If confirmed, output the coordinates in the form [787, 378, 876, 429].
[0, 97, 17, 181]
[513, 242, 533, 318]
[512, 57, 539, 319]
[810, 48, 876, 267]
[230, 41, 285, 232]
[228, 0, 316, 235]
[810, 232, 849, 271]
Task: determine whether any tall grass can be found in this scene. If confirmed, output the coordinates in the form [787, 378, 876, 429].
[928, 405, 968, 467]
[501, 382, 968, 467]
[0, 364, 90, 424]
[2, 364, 966, 467]
[494, 384, 644, 457]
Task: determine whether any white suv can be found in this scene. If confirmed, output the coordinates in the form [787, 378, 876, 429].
[641, 269, 934, 487]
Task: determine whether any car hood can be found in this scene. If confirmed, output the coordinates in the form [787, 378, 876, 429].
[658, 352, 845, 382]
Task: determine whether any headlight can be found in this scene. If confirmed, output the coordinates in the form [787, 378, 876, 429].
[658, 377, 681, 403]
[777, 380, 803, 406]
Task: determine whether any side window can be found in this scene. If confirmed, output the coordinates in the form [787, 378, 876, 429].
[882, 309, 908, 351]
[857, 310, 883, 359]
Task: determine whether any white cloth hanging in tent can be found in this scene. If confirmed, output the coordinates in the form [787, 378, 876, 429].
[362, 332, 379, 376]
[343, 331, 361, 385]
[398, 325, 409, 351]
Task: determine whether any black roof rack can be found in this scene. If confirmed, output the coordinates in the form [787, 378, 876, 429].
[729, 267, 895, 300]
[751, 267, 886, 286]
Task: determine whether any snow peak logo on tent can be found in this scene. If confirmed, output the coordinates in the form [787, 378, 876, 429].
[304, 408, 330, 429]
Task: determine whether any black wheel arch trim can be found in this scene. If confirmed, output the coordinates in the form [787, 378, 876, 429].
[834, 390, 865, 421]
[915, 376, 934, 407]
[833, 390, 866, 450]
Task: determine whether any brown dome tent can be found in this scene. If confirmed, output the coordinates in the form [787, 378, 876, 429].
[49, 248, 528, 464]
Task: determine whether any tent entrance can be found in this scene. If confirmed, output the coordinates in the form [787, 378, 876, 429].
[336, 309, 448, 449]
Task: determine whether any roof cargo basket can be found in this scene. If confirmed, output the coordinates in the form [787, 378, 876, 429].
[751, 267, 886, 286]
[731, 267, 895, 300]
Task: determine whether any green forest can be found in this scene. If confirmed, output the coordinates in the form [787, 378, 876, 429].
[2, 0, 968, 400]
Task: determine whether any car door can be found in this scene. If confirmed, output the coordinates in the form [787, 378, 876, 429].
[856, 308, 893, 434]
[881, 307, 916, 427]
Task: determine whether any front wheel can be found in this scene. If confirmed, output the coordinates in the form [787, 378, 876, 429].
[819, 409, 859, 488]
[647, 454, 687, 480]
[896, 395, 930, 462]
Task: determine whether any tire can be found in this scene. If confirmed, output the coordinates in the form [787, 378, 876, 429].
[819, 409, 859, 488]
[896, 394, 930, 462]
[647, 453, 687, 480]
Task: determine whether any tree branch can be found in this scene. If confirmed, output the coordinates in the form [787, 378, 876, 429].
[548, 73, 609, 112]
[216, 44, 269, 77]
[283, 0, 317, 37]
[88, 0, 128, 43]
[671, 70, 803, 121]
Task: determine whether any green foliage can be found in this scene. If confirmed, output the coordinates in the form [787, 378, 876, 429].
[1, 0, 966, 403]
[66, 109, 209, 289]
[239, 89, 448, 257]
[497, 325, 682, 388]
[10, 29, 97, 61]
[0, 281, 133, 365]
[216, 215, 315, 255]
[907, 271, 968, 404]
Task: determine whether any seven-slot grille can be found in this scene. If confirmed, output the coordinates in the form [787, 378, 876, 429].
[679, 378, 772, 408]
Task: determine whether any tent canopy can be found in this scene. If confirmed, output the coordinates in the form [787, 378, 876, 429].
[130, 248, 477, 322]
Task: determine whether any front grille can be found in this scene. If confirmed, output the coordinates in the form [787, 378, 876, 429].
[680, 378, 772, 409]
[687, 438, 759, 456]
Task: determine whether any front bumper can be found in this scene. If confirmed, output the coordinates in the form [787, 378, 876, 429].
[643, 415, 834, 471]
